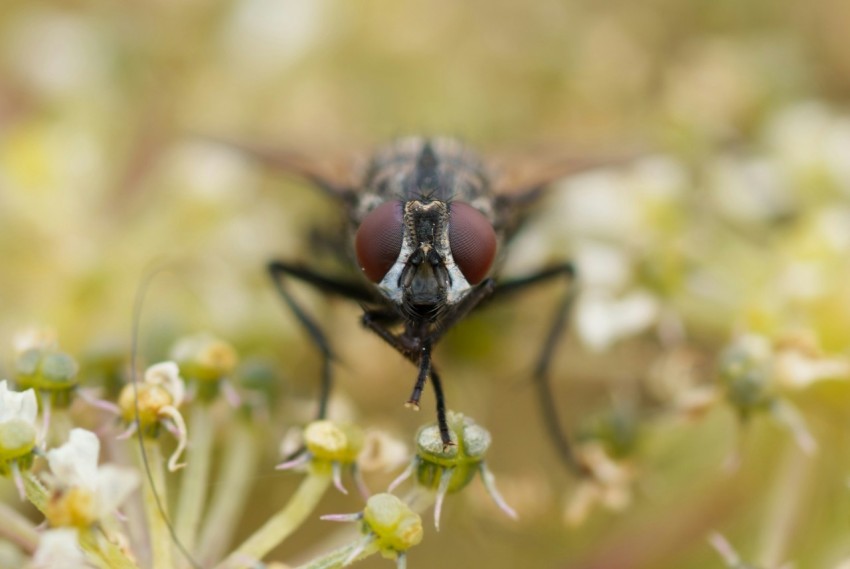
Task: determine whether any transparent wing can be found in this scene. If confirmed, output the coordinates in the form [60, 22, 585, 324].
[201, 136, 368, 201]
[488, 144, 644, 203]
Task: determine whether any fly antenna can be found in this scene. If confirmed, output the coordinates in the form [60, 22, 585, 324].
[130, 264, 203, 569]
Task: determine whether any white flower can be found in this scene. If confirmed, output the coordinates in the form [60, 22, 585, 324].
[45, 429, 99, 489]
[555, 170, 641, 241]
[30, 528, 87, 569]
[45, 428, 139, 525]
[575, 290, 660, 352]
[0, 380, 38, 427]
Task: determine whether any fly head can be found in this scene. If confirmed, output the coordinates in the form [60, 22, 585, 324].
[351, 139, 502, 323]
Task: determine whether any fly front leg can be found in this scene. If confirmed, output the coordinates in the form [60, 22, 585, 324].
[268, 261, 374, 419]
[429, 365, 452, 449]
[402, 336, 453, 450]
[405, 338, 432, 411]
[361, 310, 418, 362]
[360, 312, 454, 448]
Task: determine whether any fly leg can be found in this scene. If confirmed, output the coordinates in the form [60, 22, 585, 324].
[268, 261, 374, 419]
[490, 263, 590, 476]
[358, 312, 425, 402]
[429, 365, 452, 448]
[360, 313, 453, 448]
[406, 337, 432, 411]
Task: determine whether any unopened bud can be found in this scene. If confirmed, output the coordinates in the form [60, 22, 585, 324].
[171, 334, 238, 382]
[415, 412, 489, 493]
[16, 349, 79, 393]
[0, 419, 37, 465]
[362, 493, 423, 553]
[304, 420, 364, 464]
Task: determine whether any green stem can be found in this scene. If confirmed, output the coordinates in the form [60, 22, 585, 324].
[755, 441, 812, 568]
[215, 469, 332, 569]
[295, 538, 380, 569]
[197, 420, 261, 567]
[78, 527, 140, 569]
[175, 402, 215, 557]
[47, 407, 73, 447]
[22, 470, 47, 512]
[137, 437, 174, 569]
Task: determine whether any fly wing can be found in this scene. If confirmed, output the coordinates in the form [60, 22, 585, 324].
[203, 137, 367, 202]
[487, 145, 644, 235]
[489, 146, 642, 202]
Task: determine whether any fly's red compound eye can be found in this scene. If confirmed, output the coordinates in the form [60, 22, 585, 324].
[449, 202, 497, 285]
[355, 201, 404, 282]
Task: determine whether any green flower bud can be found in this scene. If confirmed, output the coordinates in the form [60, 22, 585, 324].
[415, 412, 489, 493]
[15, 349, 79, 392]
[362, 493, 423, 554]
[579, 407, 640, 460]
[235, 358, 283, 412]
[304, 420, 364, 464]
[171, 334, 238, 383]
[0, 419, 37, 465]
[718, 335, 774, 417]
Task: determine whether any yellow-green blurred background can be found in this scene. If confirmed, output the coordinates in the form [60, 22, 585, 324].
[2, 1, 850, 568]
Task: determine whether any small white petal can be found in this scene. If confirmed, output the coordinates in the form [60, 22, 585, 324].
[159, 405, 188, 471]
[0, 380, 38, 426]
[32, 528, 87, 569]
[433, 467, 454, 532]
[94, 465, 140, 519]
[331, 461, 348, 495]
[46, 428, 100, 490]
[775, 352, 850, 389]
[479, 463, 518, 520]
[144, 362, 185, 405]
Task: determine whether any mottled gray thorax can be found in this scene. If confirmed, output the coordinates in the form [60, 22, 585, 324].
[353, 137, 497, 225]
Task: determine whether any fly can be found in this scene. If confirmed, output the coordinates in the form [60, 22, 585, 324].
[221, 136, 620, 474]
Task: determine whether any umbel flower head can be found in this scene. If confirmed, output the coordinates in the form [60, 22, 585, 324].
[44, 428, 139, 528]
